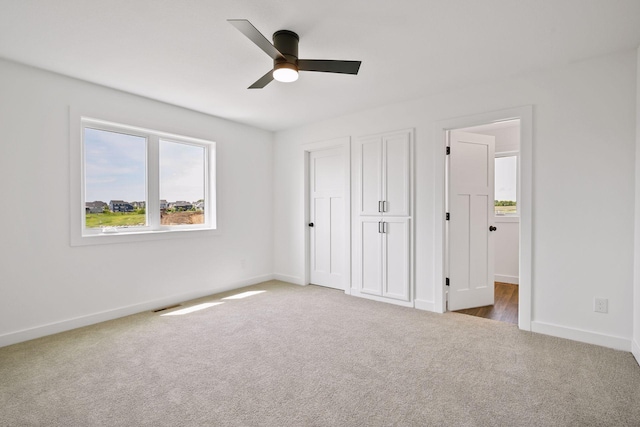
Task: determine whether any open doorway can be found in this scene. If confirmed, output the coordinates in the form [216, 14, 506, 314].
[449, 119, 521, 325]
[434, 105, 532, 331]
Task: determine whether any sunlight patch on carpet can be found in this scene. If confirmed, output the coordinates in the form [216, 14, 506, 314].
[222, 290, 266, 300]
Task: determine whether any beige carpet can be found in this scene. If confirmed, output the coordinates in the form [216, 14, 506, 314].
[1, 280, 639, 426]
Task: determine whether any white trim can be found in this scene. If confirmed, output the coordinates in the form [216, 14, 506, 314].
[302, 137, 352, 291]
[273, 273, 305, 285]
[633, 339, 640, 366]
[495, 150, 519, 156]
[434, 105, 533, 331]
[495, 274, 519, 284]
[349, 289, 415, 308]
[415, 299, 437, 312]
[531, 321, 631, 352]
[0, 274, 274, 348]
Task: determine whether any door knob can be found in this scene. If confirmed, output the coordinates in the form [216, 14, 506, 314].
[308, 223, 314, 227]
[489, 225, 497, 232]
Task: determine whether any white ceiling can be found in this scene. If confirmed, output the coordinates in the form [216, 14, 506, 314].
[1, 0, 640, 131]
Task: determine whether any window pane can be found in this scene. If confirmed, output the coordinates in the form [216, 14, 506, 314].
[159, 140, 205, 226]
[495, 156, 517, 215]
[84, 128, 147, 228]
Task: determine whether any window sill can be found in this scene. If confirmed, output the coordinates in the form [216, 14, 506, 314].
[71, 227, 219, 246]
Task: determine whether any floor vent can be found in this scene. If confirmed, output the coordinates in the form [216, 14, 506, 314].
[153, 304, 181, 313]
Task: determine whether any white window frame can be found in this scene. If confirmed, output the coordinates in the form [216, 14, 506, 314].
[494, 150, 519, 218]
[70, 110, 217, 246]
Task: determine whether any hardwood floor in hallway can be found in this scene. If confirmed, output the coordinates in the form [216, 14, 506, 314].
[454, 282, 518, 325]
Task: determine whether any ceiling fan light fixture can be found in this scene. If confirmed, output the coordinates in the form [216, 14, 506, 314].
[273, 62, 298, 83]
[228, 19, 361, 89]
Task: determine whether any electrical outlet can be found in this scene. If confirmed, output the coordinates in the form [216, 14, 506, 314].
[594, 298, 608, 314]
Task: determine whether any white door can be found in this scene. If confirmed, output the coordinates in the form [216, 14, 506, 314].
[359, 217, 410, 301]
[382, 134, 411, 216]
[359, 217, 383, 295]
[359, 137, 383, 216]
[309, 147, 345, 289]
[358, 133, 411, 217]
[448, 130, 496, 311]
[382, 217, 410, 301]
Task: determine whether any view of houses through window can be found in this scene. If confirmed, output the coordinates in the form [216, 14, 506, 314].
[83, 124, 210, 232]
[84, 127, 148, 229]
[159, 139, 205, 226]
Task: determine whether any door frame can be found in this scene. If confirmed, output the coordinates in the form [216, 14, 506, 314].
[434, 106, 533, 330]
[303, 137, 352, 292]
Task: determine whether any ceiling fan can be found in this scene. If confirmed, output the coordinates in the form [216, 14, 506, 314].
[228, 19, 362, 89]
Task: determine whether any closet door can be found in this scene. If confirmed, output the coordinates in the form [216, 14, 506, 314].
[358, 138, 383, 216]
[382, 217, 410, 301]
[353, 128, 414, 305]
[382, 132, 411, 217]
[359, 217, 383, 296]
[359, 217, 410, 301]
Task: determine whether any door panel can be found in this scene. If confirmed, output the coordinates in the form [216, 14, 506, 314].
[314, 154, 342, 191]
[470, 194, 489, 292]
[383, 218, 410, 301]
[450, 193, 471, 291]
[359, 138, 382, 216]
[448, 131, 495, 311]
[361, 218, 383, 295]
[457, 141, 489, 186]
[330, 196, 345, 277]
[309, 147, 345, 289]
[383, 133, 411, 216]
[312, 197, 330, 274]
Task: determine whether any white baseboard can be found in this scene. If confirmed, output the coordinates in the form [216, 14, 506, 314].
[273, 273, 304, 285]
[231, 274, 276, 288]
[495, 274, 519, 284]
[531, 321, 631, 352]
[349, 288, 414, 308]
[633, 338, 640, 366]
[0, 274, 274, 348]
[415, 299, 437, 312]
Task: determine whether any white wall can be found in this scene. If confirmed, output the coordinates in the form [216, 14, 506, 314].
[494, 219, 519, 284]
[274, 49, 637, 350]
[633, 46, 640, 364]
[0, 59, 274, 346]
[494, 126, 520, 153]
[463, 124, 520, 153]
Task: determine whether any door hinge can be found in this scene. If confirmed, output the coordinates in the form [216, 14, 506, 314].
[446, 146, 450, 155]
[446, 213, 450, 221]
[446, 277, 450, 287]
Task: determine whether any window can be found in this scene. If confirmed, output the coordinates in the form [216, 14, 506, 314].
[159, 139, 206, 226]
[494, 153, 518, 216]
[79, 117, 216, 241]
[84, 127, 148, 228]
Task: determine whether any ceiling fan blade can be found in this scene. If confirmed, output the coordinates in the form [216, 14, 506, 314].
[227, 19, 284, 60]
[298, 59, 361, 75]
[248, 70, 274, 89]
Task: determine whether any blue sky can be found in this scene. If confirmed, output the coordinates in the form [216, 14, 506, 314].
[159, 140, 204, 202]
[84, 128, 204, 203]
